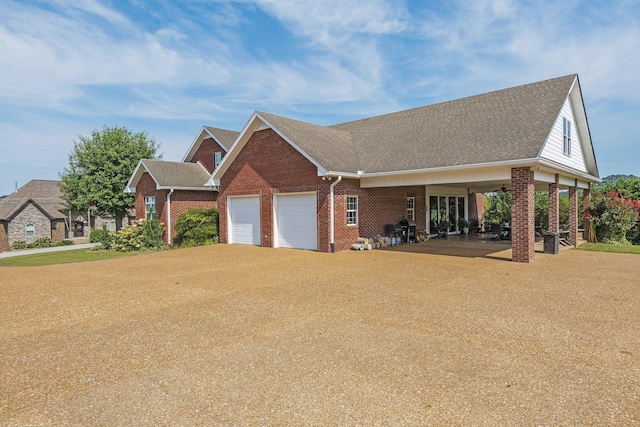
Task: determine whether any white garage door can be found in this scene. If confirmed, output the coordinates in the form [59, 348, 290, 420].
[228, 196, 261, 245]
[274, 193, 317, 250]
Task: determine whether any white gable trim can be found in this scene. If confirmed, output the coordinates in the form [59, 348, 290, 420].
[124, 159, 157, 193]
[182, 126, 229, 163]
[206, 112, 328, 187]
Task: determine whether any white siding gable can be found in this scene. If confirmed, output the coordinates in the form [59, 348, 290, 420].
[539, 96, 588, 173]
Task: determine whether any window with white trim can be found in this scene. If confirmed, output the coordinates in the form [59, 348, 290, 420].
[346, 196, 358, 225]
[26, 223, 35, 237]
[406, 197, 415, 221]
[562, 117, 572, 156]
[214, 152, 222, 169]
[145, 196, 156, 220]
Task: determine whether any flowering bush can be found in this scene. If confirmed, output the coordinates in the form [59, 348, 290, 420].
[10, 240, 27, 250]
[590, 190, 640, 245]
[32, 236, 52, 248]
[110, 219, 165, 252]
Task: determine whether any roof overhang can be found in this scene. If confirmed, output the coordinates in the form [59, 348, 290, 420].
[205, 112, 328, 187]
[182, 126, 229, 163]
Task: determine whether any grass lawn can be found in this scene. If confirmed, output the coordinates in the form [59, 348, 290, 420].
[0, 249, 146, 267]
[576, 242, 640, 254]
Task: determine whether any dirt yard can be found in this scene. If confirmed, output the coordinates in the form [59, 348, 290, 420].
[1, 244, 638, 425]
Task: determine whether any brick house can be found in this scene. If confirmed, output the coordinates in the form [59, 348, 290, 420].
[0, 180, 68, 250]
[125, 127, 238, 244]
[0, 180, 136, 252]
[129, 75, 600, 262]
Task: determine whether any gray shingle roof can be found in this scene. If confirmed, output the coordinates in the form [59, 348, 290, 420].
[141, 159, 212, 188]
[204, 127, 240, 151]
[258, 112, 359, 172]
[258, 75, 577, 174]
[0, 180, 66, 220]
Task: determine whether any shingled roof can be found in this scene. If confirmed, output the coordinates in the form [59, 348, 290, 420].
[129, 159, 213, 190]
[245, 75, 580, 175]
[0, 180, 66, 221]
[204, 127, 240, 151]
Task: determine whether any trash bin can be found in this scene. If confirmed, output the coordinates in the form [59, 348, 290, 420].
[544, 232, 559, 254]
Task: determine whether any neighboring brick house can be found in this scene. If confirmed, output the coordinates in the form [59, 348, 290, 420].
[125, 127, 237, 244]
[129, 75, 600, 262]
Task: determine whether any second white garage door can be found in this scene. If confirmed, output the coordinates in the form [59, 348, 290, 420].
[274, 193, 317, 250]
[228, 195, 261, 245]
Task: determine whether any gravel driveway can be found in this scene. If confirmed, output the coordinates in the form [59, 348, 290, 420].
[1, 244, 638, 425]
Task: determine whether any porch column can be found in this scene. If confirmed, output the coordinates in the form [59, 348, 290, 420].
[511, 167, 535, 263]
[548, 174, 560, 233]
[583, 184, 592, 243]
[569, 181, 579, 246]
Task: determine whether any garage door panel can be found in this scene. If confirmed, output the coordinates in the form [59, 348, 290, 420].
[229, 196, 260, 246]
[275, 193, 317, 250]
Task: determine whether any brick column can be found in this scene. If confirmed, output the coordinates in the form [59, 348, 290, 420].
[0, 223, 9, 252]
[548, 175, 559, 233]
[583, 184, 591, 242]
[569, 182, 578, 246]
[511, 167, 535, 263]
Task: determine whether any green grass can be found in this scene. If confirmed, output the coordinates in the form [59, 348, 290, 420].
[0, 249, 148, 267]
[576, 242, 640, 254]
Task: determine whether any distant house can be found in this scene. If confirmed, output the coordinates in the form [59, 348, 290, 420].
[127, 74, 600, 262]
[0, 180, 134, 251]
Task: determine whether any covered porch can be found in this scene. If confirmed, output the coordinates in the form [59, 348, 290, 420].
[361, 164, 595, 263]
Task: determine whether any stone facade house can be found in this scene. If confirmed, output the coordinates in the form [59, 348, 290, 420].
[128, 75, 600, 262]
[0, 180, 67, 251]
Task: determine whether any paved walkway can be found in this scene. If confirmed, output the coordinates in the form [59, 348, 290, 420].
[0, 243, 98, 259]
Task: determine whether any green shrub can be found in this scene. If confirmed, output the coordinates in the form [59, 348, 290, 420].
[92, 224, 115, 249]
[54, 239, 74, 247]
[90, 228, 105, 243]
[11, 240, 27, 250]
[32, 236, 52, 248]
[111, 219, 165, 252]
[174, 208, 219, 246]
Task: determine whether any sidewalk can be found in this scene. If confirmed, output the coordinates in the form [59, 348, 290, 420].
[0, 243, 98, 259]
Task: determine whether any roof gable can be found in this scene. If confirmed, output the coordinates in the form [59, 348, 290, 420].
[0, 180, 66, 220]
[182, 126, 240, 163]
[125, 159, 214, 192]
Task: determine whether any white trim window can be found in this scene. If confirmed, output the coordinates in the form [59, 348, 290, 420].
[562, 117, 572, 156]
[214, 152, 222, 169]
[406, 197, 415, 221]
[145, 196, 157, 220]
[346, 196, 358, 225]
[26, 223, 35, 237]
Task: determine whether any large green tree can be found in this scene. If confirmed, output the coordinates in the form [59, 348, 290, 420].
[60, 125, 161, 229]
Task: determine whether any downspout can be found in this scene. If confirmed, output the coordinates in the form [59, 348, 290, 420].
[166, 189, 174, 245]
[329, 176, 342, 253]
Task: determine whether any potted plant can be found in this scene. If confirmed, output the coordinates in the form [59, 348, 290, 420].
[437, 220, 452, 239]
[457, 217, 470, 235]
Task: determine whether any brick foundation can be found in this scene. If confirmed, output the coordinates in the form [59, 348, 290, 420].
[511, 167, 535, 263]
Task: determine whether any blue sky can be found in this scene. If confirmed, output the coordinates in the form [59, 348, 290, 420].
[1, 0, 639, 196]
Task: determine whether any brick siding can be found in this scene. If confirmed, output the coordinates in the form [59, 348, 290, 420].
[190, 137, 227, 173]
[511, 167, 535, 263]
[218, 128, 431, 252]
[569, 183, 578, 246]
[51, 219, 66, 244]
[134, 172, 217, 243]
[583, 185, 591, 242]
[548, 176, 559, 233]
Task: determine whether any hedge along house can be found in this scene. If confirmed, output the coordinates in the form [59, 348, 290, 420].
[206, 74, 599, 262]
[0, 180, 67, 251]
[125, 127, 239, 244]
